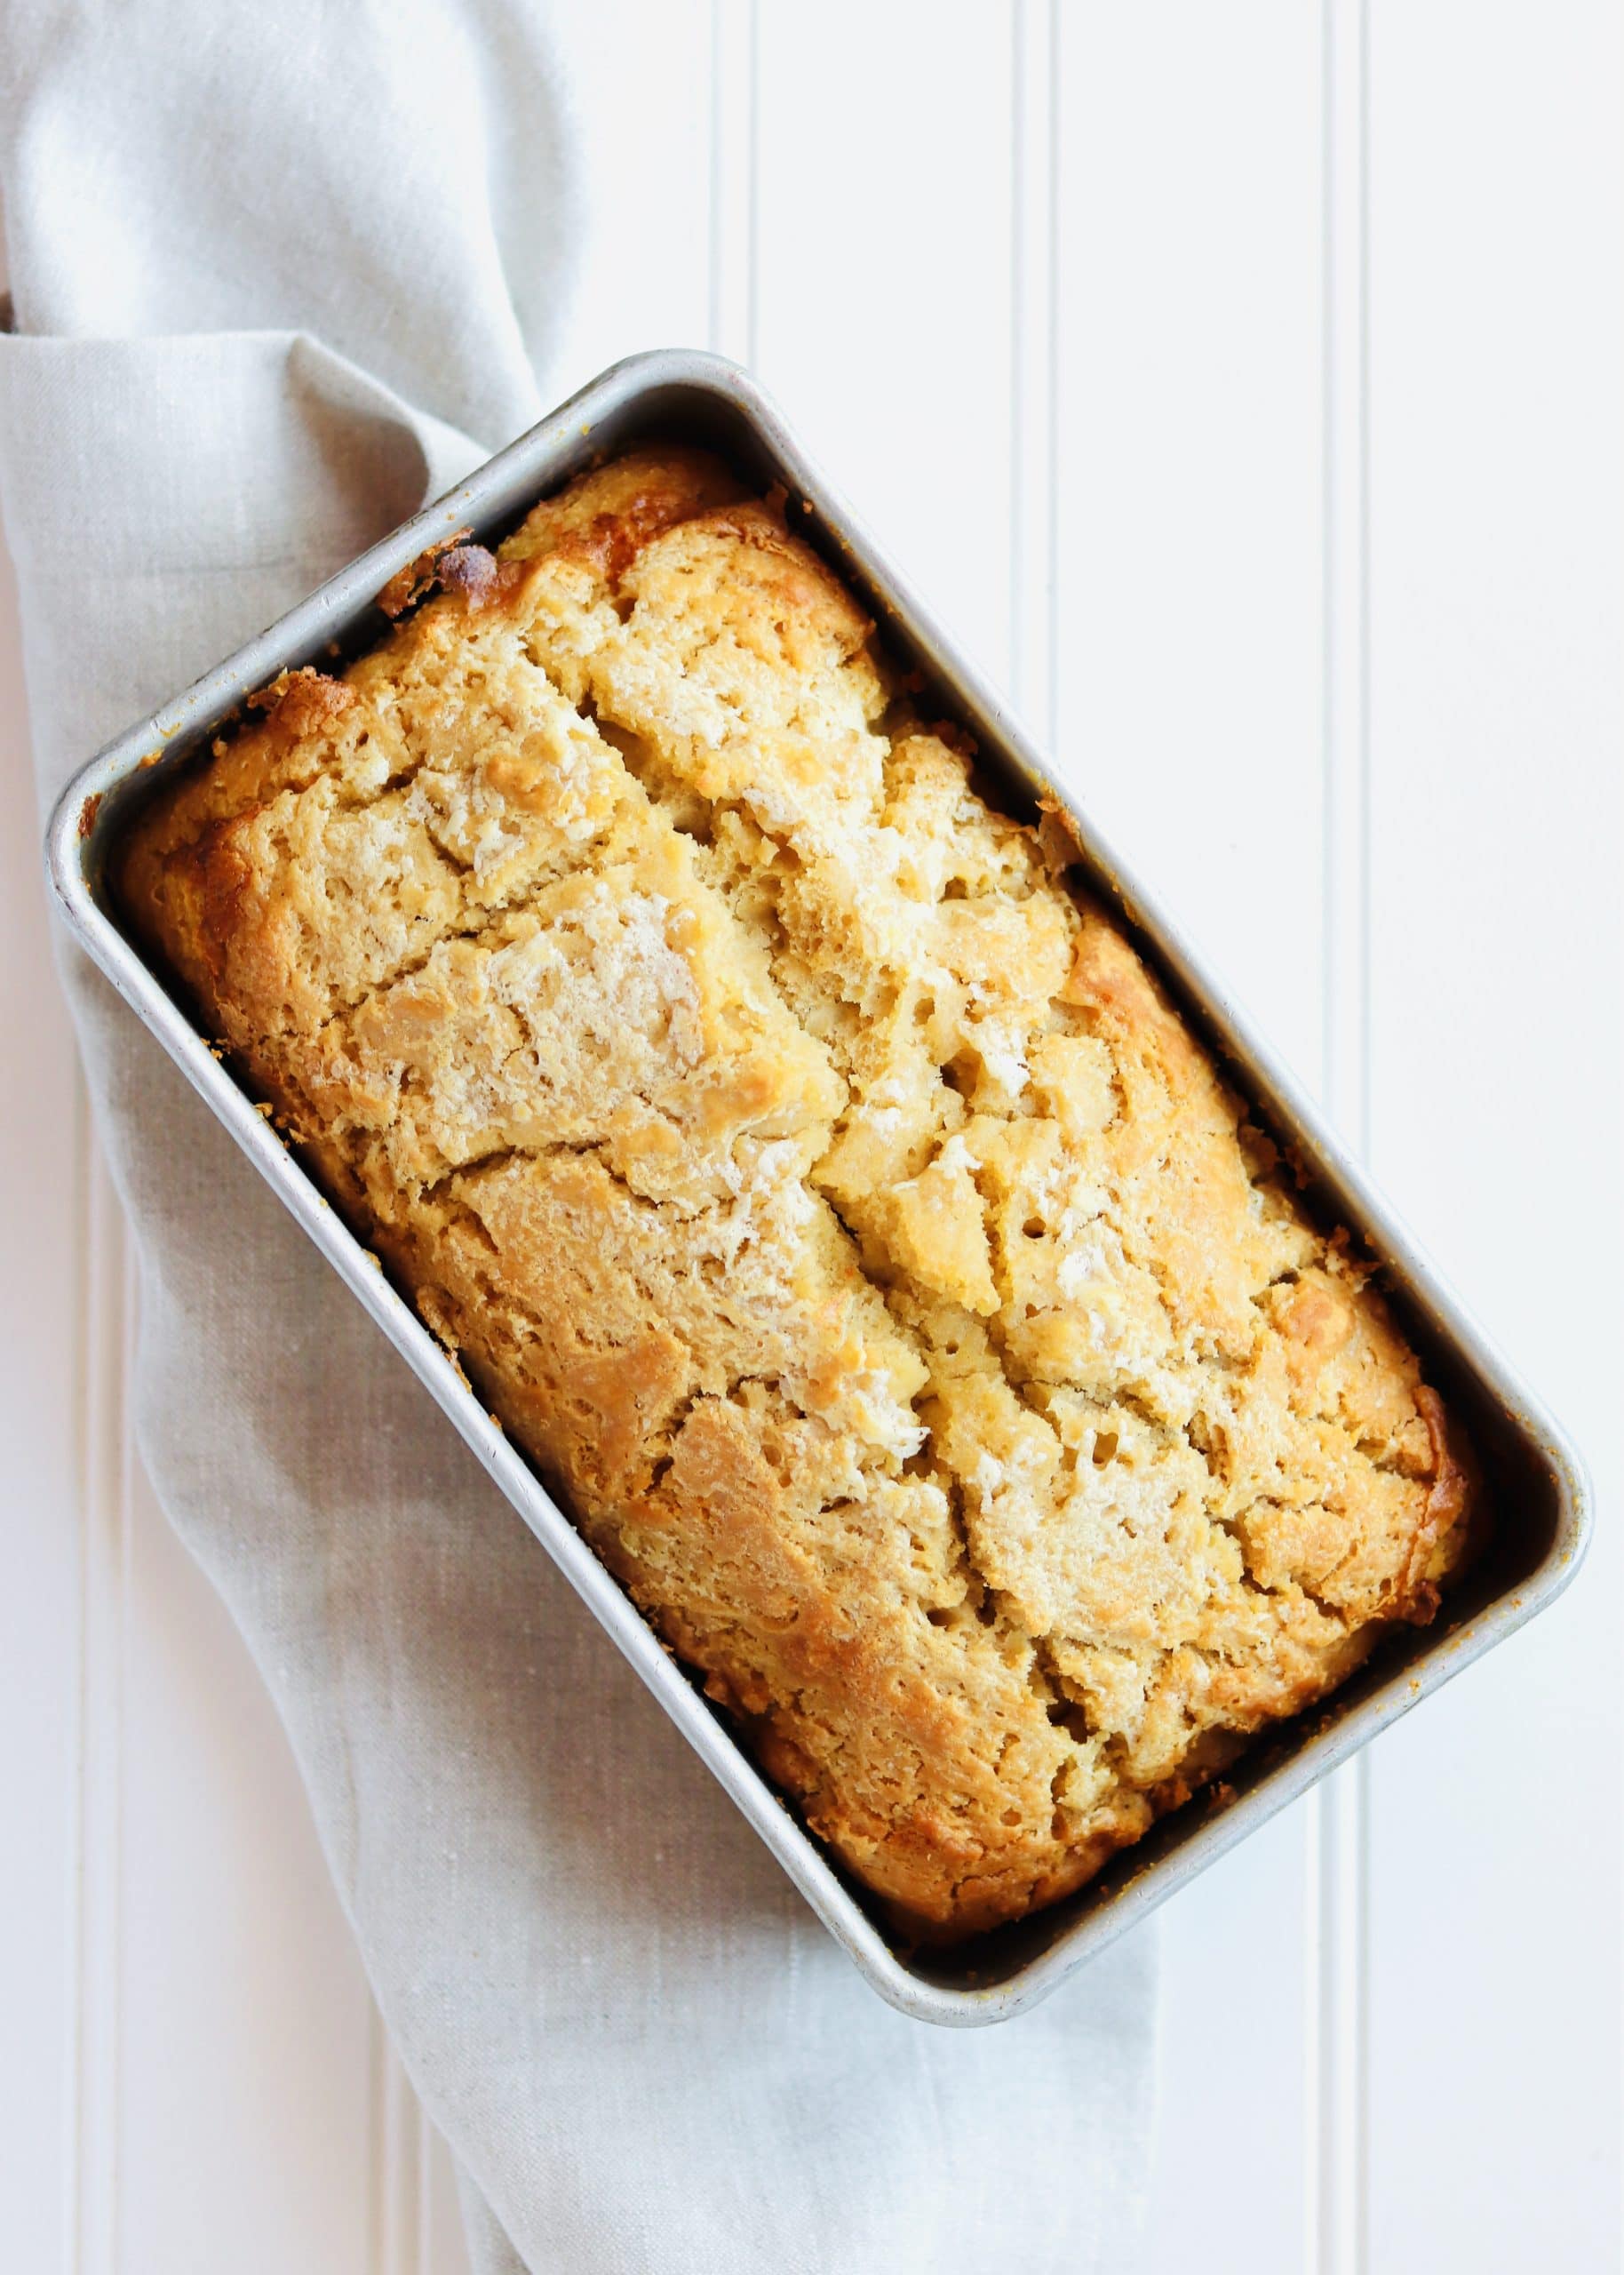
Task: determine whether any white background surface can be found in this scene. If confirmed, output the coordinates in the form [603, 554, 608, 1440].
[2, 4, 1620, 2271]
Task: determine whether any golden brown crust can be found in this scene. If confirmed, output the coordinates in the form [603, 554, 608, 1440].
[115, 446, 1477, 1938]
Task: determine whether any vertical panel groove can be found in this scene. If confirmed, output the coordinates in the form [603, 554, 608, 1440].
[370, 2015, 424, 2275]
[72, 1130, 129, 2275]
[1010, 0, 1059, 740]
[1314, 4, 1372, 2271]
[1045, 0, 1060, 748]
[416, 2100, 434, 2275]
[709, 0, 759, 366]
[65, 1073, 87, 2275]
[66, 1075, 89, 2275]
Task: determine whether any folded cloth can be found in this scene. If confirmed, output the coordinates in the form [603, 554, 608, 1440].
[0, 4, 1159, 2269]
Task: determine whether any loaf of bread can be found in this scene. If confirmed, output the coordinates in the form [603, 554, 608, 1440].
[116, 448, 1474, 1937]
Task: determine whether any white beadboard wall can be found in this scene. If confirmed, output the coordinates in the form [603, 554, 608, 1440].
[1, 4, 1618, 2270]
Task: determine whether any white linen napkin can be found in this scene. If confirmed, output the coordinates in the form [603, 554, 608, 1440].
[0, 4, 1158, 2269]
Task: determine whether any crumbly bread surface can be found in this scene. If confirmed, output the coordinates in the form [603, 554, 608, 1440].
[116, 449, 1474, 1936]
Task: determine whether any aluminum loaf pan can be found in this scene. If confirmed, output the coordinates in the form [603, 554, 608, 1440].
[44, 349, 1592, 2025]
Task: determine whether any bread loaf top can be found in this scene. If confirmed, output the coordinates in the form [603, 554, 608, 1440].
[116, 449, 1474, 1936]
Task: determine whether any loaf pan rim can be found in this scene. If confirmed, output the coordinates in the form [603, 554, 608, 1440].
[44, 346, 1593, 2026]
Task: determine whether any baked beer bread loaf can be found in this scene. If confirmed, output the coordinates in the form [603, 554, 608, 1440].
[115, 449, 1475, 1937]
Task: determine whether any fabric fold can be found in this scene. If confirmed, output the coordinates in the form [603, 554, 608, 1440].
[0, 4, 1159, 2268]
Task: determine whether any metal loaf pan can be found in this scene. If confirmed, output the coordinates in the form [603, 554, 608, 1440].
[45, 349, 1592, 2024]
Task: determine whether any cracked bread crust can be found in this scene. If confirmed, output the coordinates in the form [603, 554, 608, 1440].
[115, 447, 1476, 1939]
